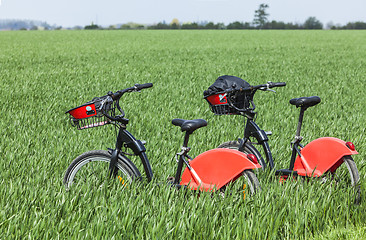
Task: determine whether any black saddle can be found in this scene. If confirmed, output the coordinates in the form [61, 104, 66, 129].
[290, 96, 321, 109]
[172, 119, 207, 134]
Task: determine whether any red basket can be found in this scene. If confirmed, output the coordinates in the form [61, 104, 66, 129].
[205, 92, 243, 115]
[66, 97, 114, 130]
[67, 102, 98, 120]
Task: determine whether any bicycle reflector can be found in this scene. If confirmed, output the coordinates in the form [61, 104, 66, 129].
[247, 154, 258, 164]
[346, 142, 356, 151]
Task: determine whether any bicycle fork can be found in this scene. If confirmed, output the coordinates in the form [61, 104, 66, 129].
[109, 127, 153, 182]
[243, 118, 274, 170]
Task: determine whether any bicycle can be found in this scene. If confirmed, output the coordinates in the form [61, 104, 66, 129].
[63, 83, 261, 196]
[204, 75, 361, 203]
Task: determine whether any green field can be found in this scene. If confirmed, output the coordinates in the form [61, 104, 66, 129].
[1, 30, 365, 239]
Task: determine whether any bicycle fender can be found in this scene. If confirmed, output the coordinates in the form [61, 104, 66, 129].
[180, 148, 261, 191]
[118, 129, 153, 181]
[119, 130, 146, 155]
[293, 137, 358, 177]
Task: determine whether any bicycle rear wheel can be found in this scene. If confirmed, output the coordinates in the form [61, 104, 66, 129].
[220, 169, 261, 199]
[324, 155, 361, 204]
[63, 150, 140, 191]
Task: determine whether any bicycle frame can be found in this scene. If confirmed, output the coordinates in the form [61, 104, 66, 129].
[242, 109, 303, 172]
[241, 105, 358, 177]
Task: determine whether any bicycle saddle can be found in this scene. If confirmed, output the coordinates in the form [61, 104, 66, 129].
[290, 96, 321, 109]
[172, 118, 207, 134]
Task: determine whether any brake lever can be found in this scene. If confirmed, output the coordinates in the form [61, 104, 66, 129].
[99, 96, 113, 111]
[131, 85, 140, 93]
[259, 82, 276, 93]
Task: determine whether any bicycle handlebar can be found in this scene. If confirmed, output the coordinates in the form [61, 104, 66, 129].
[267, 82, 286, 88]
[225, 81, 286, 94]
[99, 83, 153, 121]
[226, 81, 286, 114]
[136, 83, 153, 91]
[111, 83, 153, 100]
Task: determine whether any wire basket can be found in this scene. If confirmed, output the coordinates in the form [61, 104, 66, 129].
[66, 96, 116, 130]
[205, 92, 251, 115]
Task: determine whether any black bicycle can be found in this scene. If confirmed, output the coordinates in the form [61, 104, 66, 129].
[204, 75, 361, 203]
[64, 83, 261, 196]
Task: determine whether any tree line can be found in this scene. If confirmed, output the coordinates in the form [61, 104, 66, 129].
[82, 3, 366, 31]
[1, 4, 366, 31]
[99, 19, 366, 30]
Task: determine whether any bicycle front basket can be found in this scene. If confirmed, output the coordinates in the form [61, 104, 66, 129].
[66, 96, 115, 130]
[203, 75, 251, 115]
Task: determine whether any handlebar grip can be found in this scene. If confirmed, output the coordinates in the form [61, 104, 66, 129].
[271, 82, 286, 87]
[135, 83, 153, 91]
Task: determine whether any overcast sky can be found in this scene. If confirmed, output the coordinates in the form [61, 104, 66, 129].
[0, 0, 365, 27]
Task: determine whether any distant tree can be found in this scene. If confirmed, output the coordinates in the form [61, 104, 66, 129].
[303, 17, 323, 29]
[216, 22, 226, 29]
[343, 21, 366, 29]
[268, 20, 286, 29]
[121, 24, 131, 29]
[181, 22, 199, 29]
[121, 22, 145, 30]
[170, 18, 180, 29]
[148, 22, 170, 29]
[253, 4, 269, 29]
[204, 22, 216, 29]
[84, 22, 100, 30]
[354, 21, 366, 29]
[227, 21, 244, 29]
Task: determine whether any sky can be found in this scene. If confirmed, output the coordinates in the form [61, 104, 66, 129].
[0, 0, 365, 27]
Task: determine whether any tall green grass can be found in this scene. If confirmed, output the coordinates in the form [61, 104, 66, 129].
[0, 30, 365, 239]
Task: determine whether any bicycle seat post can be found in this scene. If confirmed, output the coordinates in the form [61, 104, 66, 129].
[182, 132, 190, 148]
[171, 119, 207, 185]
[289, 96, 321, 170]
[295, 107, 305, 140]
[290, 96, 321, 143]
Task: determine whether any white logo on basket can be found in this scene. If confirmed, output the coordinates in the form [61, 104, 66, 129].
[86, 106, 92, 111]
[219, 93, 227, 103]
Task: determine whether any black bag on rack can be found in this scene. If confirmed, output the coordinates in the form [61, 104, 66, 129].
[204, 75, 252, 115]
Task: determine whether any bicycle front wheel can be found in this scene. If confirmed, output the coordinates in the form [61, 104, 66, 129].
[218, 141, 265, 167]
[63, 150, 139, 191]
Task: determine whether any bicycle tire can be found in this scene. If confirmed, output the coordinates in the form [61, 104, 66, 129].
[325, 155, 361, 204]
[220, 169, 261, 198]
[63, 150, 140, 190]
[218, 141, 265, 167]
